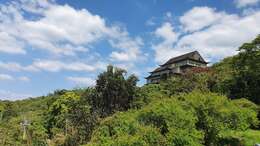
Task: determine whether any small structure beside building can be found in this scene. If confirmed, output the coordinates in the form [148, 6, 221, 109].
[146, 51, 208, 84]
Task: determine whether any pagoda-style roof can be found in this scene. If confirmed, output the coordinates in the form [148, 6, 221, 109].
[161, 51, 207, 66]
[145, 74, 160, 79]
[148, 51, 207, 74]
[150, 66, 171, 73]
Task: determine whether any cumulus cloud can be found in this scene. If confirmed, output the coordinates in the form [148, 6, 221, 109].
[0, 32, 26, 54]
[153, 7, 260, 63]
[31, 60, 107, 72]
[234, 0, 260, 8]
[0, 74, 14, 81]
[0, 61, 36, 72]
[109, 37, 143, 62]
[152, 22, 179, 63]
[0, 60, 106, 73]
[145, 17, 156, 26]
[0, 73, 29, 82]
[66, 76, 96, 86]
[0, 89, 33, 100]
[155, 22, 178, 44]
[0, 0, 144, 61]
[18, 76, 30, 82]
[180, 7, 222, 32]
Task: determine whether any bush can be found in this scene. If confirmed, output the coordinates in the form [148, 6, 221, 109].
[161, 71, 215, 97]
[178, 91, 259, 145]
[132, 84, 166, 108]
[87, 96, 204, 146]
[86, 91, 259, 146]
[86, 111, 167, 146]
[219, 130, 260, 146]
[138, 99, 203, 146]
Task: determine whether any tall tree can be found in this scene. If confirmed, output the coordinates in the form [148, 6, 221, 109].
[93, 65, 138, 116]
[231, 35, 260, 104]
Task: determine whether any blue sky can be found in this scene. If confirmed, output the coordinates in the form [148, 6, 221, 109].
[0, 0, 259, 100]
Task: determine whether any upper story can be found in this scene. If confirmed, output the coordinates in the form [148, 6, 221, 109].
[146, 51, 208, 84]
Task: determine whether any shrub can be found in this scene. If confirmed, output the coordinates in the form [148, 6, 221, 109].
[87, 97, 203, 146]
[178, 91, 259, 145]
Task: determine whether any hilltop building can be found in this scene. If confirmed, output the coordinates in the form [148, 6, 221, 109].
[146, 51, 208, 84]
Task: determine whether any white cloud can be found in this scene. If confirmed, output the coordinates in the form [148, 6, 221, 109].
[155, 22, 178, 44]
[180, 7, 222, 32]
[19, 0, 54, 14]
[0, 32, 26, 54]
[0, 0, 144, 60]
[234, 0, 260, 8]
[110, 52, 132, 62]
[165, 12, 172, 18]
[0, 89, 33, 100]
[153, 7, 260, 63]
[9, 4, 106, 55]
[66, 76, 96, 86]
[0, 74, 14, 81]
[0, 73, 30, 82]
[152, 22, 179, 63]
[145, 17, 156, 26]
[0, 60, 107, 73]
[30, 60, 104, 72]
[0, 61, 23, 71]
[18, 76, 30, 82]
[110, 37, 144, 61]
[0, 61, 37, 72]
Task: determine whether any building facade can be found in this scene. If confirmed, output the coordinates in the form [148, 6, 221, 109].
[146, 51, 208, 84]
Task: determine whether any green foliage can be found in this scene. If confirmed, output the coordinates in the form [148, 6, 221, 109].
[93, 65, 138, 116]
[212, 35, 260, 104]
[1, 102, 18, 121]
[219, 130, 260, 146]
[232, 98, 259, 112]
[177, 92, 259, 146]
[46, 91, 80, 131]
[0, 97, 51, 146]
[161, 71, 214, 96]
[1, 36, 260, 146]
[211, 56, 238, 95]
[87, 91, 258, 146]
[132, 84, 166, 108]
[87, 111, 167, 146]
[45, 91, 97, 145]
[232, 35, 260, 104]
[138, 98, 203, 146]
[87, 97, 203, 146]
[179, 92, 258, 131]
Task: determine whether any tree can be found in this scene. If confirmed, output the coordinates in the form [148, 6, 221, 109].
[46, 92, 80, 132]
[211, 56, 238, 96]
[93, 65, 138, 116]
[87, 97, 203, 146]
[1, 102, 17, 121]
[179, 91, 259, 146]
[45, 90, 98, 146]
[0, 103, 4, 121]
[231, 35, 260, 104]
[161, 69, 213, 96]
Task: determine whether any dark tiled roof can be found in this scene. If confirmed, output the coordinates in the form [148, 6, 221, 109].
[161, 51, 207, 66]
[145, 74, 160, 79]
[150, 66, 171, 73]
[148, 51, 207, 75]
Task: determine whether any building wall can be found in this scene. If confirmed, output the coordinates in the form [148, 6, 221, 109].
[187, 60, 206, 67]
[147, 59, 207, 84]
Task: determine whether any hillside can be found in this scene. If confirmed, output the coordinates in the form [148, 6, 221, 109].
[0, 35, 260, 146]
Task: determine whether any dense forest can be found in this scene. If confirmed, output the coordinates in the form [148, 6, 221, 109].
[0, 35, 260, 146]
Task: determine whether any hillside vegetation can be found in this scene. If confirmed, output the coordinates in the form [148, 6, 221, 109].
[0, 35, 260, 146]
